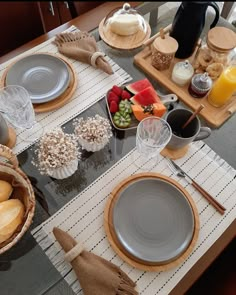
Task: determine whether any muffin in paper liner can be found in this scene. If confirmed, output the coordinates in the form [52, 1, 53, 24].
[47, 158, 79, 179]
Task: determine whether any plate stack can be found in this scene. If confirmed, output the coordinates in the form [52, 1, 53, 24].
[3, 53, 77, 113]
[104, 173, 200, 271]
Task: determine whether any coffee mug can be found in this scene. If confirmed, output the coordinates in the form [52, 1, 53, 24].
[165, 108, 211, 150]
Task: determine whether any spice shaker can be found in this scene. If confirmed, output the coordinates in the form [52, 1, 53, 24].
[188, 72, 212, 98]
[172, 60, 194, 86]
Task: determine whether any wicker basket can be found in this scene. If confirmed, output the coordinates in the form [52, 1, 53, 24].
[0, 144, 35, 254]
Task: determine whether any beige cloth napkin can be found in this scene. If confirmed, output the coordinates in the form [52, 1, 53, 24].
[53, 31, 113, 75]
[53, 227, 138, 295]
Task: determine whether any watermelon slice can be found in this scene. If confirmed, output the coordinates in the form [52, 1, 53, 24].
[126, 78, 153, 94]
[130, 86, 161, 106]
[131, 103, 167, 122]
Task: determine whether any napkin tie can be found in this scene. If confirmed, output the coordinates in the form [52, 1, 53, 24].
[53, 227, 138, 295]
[65, 242, 84, 262]
[53, 31, 113, 75]
[91, 52, 105, 67]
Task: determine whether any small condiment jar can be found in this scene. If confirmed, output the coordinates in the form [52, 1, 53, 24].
[188, 72, 212, 98]
[171, 60, 194, 86]
[151, 28, 178, 71]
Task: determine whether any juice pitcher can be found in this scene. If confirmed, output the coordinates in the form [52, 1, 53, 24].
[170, 1, 219, 58]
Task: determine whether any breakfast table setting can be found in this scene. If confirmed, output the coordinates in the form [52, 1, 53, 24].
[0, 2, 236, 295]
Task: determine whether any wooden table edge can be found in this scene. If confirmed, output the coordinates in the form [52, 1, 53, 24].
[170, 219, 236, 295]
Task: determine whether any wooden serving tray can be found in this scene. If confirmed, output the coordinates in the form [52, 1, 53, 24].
[104, 173, 199, 271]
[0, 53, 78, 113]
[134, 32, 236, 128]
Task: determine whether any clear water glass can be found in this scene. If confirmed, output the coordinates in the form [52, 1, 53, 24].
[0, 85, 43, 142]
[134, 116, 172, 170]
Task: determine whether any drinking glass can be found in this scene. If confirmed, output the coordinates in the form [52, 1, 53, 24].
[134, 116, 172, 170]
[207, 66, 236, 107]
[0, 85, 43, 142]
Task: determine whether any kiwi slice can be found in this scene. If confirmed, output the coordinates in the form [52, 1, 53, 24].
[113, 111, 131, 128]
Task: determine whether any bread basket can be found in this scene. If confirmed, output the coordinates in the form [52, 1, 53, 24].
[0, 144, 35, 254]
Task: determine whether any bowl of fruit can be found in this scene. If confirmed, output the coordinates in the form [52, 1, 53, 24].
[106, 78, 178, 130]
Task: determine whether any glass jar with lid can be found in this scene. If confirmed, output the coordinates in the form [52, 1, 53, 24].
[172, 60, 194, 86]
[194, 27, 236, 80]
[103, 3, 147, 36]
[188, 72, 213, 98]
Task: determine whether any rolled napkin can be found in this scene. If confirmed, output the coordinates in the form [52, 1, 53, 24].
[53, 31, 113, 75]
[53, 227, 138, 295]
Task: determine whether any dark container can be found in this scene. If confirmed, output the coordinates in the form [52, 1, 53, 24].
[169, 2, 219, 58]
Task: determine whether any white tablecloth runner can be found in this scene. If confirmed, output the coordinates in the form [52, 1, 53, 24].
[0, 26, 132, 155]
[32, 140, 236, 295]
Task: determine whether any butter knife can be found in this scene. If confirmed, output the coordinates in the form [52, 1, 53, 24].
[170, 159, 226, 215]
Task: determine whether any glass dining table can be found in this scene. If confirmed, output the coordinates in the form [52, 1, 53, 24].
[0, 3, 235, 295]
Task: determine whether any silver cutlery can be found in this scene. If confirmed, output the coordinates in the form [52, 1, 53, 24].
[166, 158, 226, 215]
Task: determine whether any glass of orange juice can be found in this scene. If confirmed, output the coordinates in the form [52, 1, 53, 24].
[207, 66, 236, 107]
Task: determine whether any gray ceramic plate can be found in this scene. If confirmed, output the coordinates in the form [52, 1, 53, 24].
[6, 54, 70, 104]
[112, 177, 194, 264]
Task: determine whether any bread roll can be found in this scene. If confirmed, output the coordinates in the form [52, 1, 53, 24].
[0, 180, 13, 202]
[0, 199, 24, 243]
[0, 232, 14, 244]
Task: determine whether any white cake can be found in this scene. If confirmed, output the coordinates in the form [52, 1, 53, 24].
[109, 14, 141, 36]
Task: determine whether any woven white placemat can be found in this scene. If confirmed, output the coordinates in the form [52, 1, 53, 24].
[0, 26, 132, 155]
[32, 140, 236, 295]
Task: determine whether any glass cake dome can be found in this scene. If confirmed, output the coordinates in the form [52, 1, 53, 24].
[104, 3, 147, 36]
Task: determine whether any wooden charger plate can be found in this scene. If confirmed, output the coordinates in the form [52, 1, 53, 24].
[104, 173, 200, 271]
[0, 53, 78, 113]
[5, 127, 17, 149]
[99, 18, 151, 50]
[134, 25, 236, 128]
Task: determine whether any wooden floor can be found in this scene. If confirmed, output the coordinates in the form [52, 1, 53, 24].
[186, 238, 236, 295]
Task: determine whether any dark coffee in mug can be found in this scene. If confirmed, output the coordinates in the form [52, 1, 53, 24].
[168, 112, 199, 138]
[165, 108, 211, 150]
